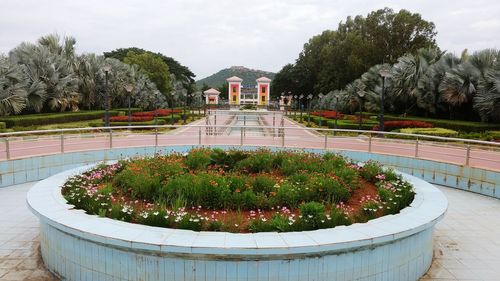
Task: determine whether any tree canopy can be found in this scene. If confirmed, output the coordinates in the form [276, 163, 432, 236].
[123, 51, 172, 95]
[272, 8, 438, 96]
[104, 47, 195, 92]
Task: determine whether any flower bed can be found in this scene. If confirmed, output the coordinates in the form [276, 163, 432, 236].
[108, 116, 154, 122]
[132, 109, 182, 117]
[62, 149, 415, 233]
[372, 120, 434, 131]
[312, 110, 341, 119]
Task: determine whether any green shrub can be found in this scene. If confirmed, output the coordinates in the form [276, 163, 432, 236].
[328, 207, 352, 227]
[252, 175, 276, 195]
[360, 161, 383, 182]
[298, 202, 326, 230]
[0, 122, 5, 129]
[88, 119, 166, 127]
[384, 115, 500, 132]
[185, 148, 212, 170]
[0, 110, 121, 128]
[398, 127, 459, 137]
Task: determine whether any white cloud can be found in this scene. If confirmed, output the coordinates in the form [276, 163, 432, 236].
[1, 0, 499, 78]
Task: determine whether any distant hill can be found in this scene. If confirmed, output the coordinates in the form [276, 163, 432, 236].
[196, 66, 276, 88]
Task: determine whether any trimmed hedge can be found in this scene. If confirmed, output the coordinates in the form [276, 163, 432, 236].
[89, 119, 167, 127]
[384, 116, 500, 132]
[398, 127, 459, 137]
[0, 111, 121, 128]
[0, 122, 5, 129]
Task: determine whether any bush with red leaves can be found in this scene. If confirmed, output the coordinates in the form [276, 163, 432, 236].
[312, 110, 341, 119]
[133, 109, 182, 117]
[372, 120, 434, 131]
[108, 116, 154, 122]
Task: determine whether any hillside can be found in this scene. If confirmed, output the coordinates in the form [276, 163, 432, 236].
[196, 66, 275, 88]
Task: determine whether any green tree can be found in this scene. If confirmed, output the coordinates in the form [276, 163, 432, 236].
[123, 51, 172, 95]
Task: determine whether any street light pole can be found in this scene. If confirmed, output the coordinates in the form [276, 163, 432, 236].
[378, 68, 391, 132]
[103, 66, 111, 127]
[334, 95, 339, 129]
[299, 94, 304, 123]
[293, 95, 298, 119]
[357, 91, 365, 130]
[124, 84, 134, 127]
[307, 94, 313, 126]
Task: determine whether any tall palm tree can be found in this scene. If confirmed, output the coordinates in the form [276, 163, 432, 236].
[474, 62, 500, 122]
[9, 35, 80, 112]
[391, 48, 442, 116]
[416, 53, 461, 116]
[0, 56, 28, 115]
[360, 64, 393, 112]
[341, 79, 366, 114]
[439, 61, 480, 110]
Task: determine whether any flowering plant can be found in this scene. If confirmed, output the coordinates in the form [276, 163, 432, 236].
[62, 149, 414, 232]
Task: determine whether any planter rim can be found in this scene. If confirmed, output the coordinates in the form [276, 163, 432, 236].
[27, 162, 447, 256]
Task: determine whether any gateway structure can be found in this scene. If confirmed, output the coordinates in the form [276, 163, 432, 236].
[227, 76, 271, 106]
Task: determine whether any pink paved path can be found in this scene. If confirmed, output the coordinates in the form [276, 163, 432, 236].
[1, 116, 499, 171]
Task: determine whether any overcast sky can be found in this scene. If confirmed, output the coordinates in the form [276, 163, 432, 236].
[1, 0, 499, 79]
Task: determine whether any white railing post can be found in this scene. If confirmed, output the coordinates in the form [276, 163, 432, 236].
[324, 133, 328, 150]
[109, 129, 113, 149]
[198, 127, 202, 145]
[465, 144, 471, 166]
[5, 138, 10, 160]
[155, 128, 159, 148]
[368, 134, 372, 153]
[60, 133, 64, 153]
[240, 127, 244, 146]
[415, 138, 419, 158]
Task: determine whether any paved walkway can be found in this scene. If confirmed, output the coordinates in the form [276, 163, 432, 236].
[1, 182, 499, 280]
[1, 116, 499, 171]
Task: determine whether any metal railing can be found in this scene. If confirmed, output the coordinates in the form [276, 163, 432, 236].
[0, 124, 499, 171]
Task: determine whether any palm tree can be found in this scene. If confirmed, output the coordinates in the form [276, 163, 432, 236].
[9, 35, 80, 112]
[416, 53, 461, 116]
[391, 48, 442, 116]
[341, 79, 366, 114]
[360, 64, 393, 112]
[474, 62, 500, 122]
[439, 61, 480, 116]
[0, 56, 28, 115]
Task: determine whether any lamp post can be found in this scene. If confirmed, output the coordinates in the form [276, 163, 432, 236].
[183, 92, 188, 124]
[379, 68, 391, 132]
[307, 94, 313, 126]
[293, 95, 298, 119]
[357, 91, 365, 130]
[170, 92, 176, 125]
[102, 65, 112, 127]
[124, 84, 134, 127]
[318, 93, 324, 127]
[334, 94, 339, 129]
[299, 94, 304, 123]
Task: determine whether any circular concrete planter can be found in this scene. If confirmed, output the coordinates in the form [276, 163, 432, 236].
[27, 163, 447, 281]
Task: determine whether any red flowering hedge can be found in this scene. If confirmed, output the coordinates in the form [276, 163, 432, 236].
[312, 110, 341, 119]
[372, 121, 434, 131]
[108, 116, 154, 122]
[133, 109, 182, 117]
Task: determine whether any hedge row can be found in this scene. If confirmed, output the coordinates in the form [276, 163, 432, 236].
[0, 111, 121, 128]
[89, 119, 167, 127]
[383, 116, 500, 132]
[0, 122, 5, 129]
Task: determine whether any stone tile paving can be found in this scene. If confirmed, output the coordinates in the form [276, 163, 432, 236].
[0, 181, 499, 281]
[0, 182, 56, 281]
